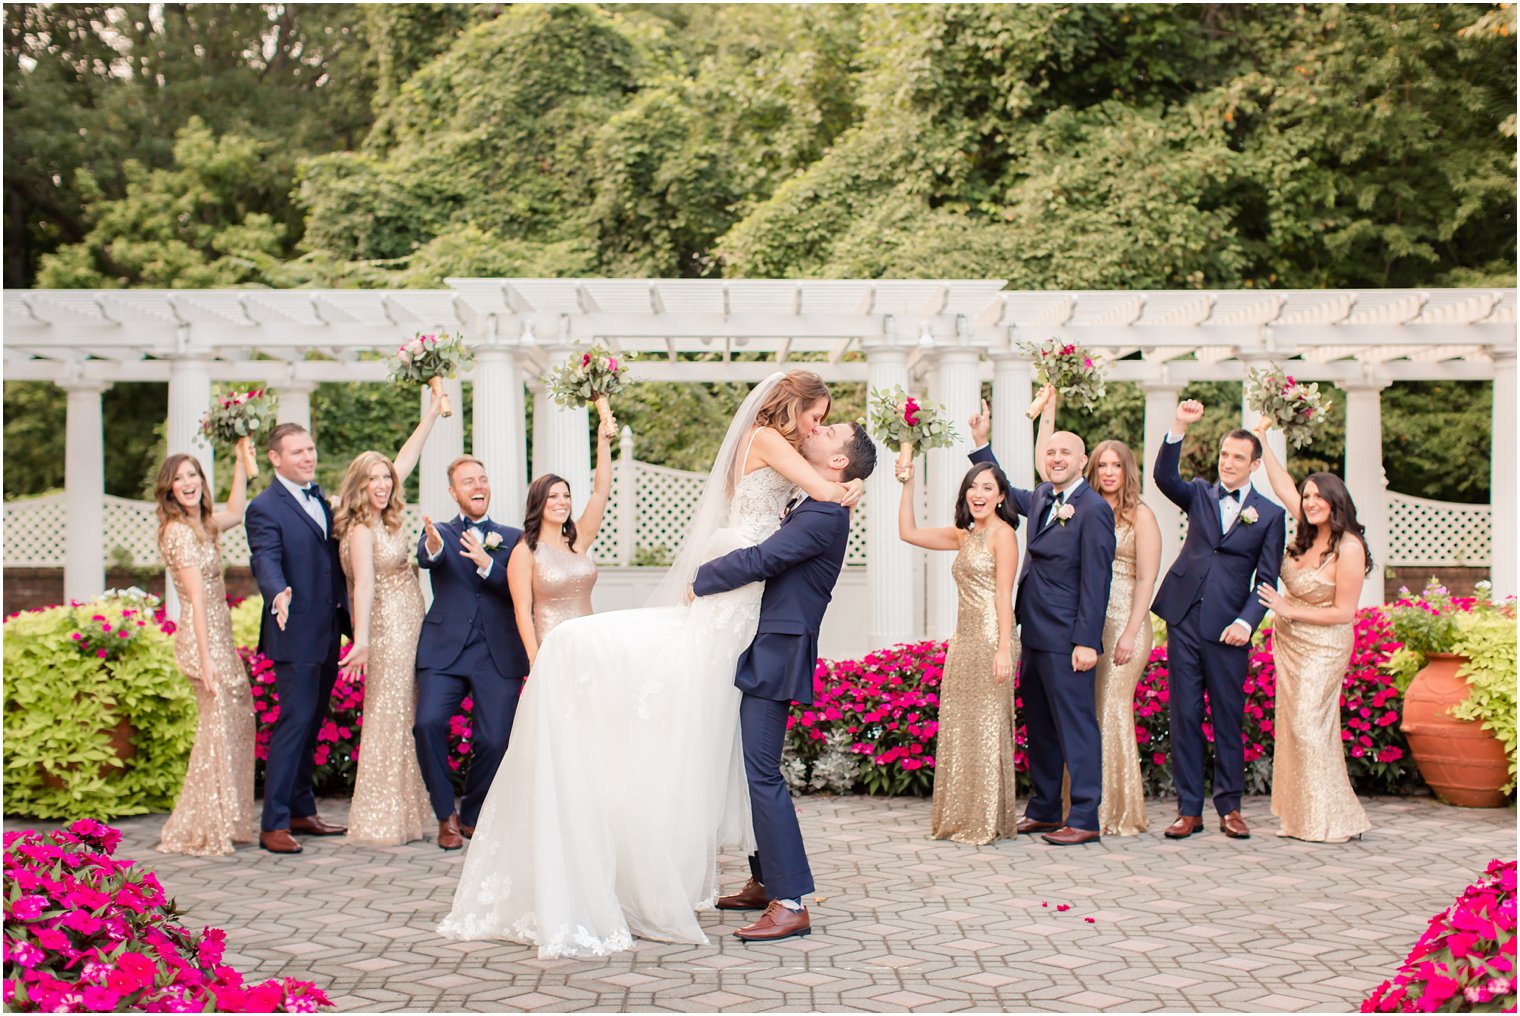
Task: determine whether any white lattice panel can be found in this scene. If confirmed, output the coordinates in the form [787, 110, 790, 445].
[103, 496, 168, 568]
[1387, 493, 1491, 567]
[632, 463, 707, 564]
[3, 494, 65, 567]
[586, 471, 621, 565]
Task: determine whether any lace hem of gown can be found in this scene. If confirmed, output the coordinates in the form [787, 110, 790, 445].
[437, 911, 635, 959]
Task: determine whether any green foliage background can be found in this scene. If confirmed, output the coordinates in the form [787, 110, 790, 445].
[4, 3, 1513, 500]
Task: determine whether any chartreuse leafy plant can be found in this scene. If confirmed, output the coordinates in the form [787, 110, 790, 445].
[2, 597, 195, 820]
[1449, 612, 1519, 793]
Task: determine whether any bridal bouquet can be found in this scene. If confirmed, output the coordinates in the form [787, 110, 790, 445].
[867, 385, 960, 480]
[199, 387, 278, 478]
[544, 345, 635, 432]
[1245, 363, 1333, 449]
[1019, 338, 1107, 417]
[386, 331, 472, 418]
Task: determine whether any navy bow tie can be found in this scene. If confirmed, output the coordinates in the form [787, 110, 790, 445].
[300, 484, 321, 502]
[1218, 486, 1241, 503]
[462, 517, 490, 529]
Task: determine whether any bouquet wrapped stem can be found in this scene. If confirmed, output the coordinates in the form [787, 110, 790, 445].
[867, 386, 959, 483]
[427, 376, 452, 418]
[1024, 384, 1055, 420]
[388, 332, 472, 418]
[1019, 338, 1107, 416]
[897, 440, 914, 474]
[594, 394, 614, 432]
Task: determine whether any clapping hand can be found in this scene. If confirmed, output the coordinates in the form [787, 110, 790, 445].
[422, 515, 443, 558]
[968, 399, 992, 447]
[459, 527, 491, 570]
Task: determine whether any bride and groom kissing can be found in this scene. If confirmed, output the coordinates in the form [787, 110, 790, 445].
[438, 371, 877, 956]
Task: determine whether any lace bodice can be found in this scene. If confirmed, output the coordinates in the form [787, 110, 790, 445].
[725, 466, 796, 544]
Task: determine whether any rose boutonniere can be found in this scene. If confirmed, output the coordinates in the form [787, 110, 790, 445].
[483, 531, 504, 551]
[1239, 506, 1259, 525]
[1056, 503, 1076, 526]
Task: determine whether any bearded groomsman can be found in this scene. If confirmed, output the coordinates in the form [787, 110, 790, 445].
[1151, 399, 1285, 840]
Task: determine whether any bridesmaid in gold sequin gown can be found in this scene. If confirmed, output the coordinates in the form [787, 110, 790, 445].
[507, 412, 618, 663]
[1253, 421, 1372, 843]
[333, 394, 443, 846]
[896, 459, 1021, 845]
[155, 445, 257, 856]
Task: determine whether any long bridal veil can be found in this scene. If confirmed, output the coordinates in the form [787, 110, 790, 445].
[438, 372, 788, 957]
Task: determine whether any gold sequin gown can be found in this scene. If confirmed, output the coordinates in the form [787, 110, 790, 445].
[530, 544, 598, 642]
[340, 522, 431, 846]
[1094, 522, 1152, 836]
[1270, 554, 1370, 843]
[157, 520, 258, 856]
[932, 528, 1020, 845]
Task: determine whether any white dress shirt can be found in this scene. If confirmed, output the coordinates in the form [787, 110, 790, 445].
[1165, 431, 1253, 641]
[276, 472, 327, 537]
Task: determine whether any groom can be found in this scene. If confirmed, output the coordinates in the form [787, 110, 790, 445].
[692, 421, 877, 942]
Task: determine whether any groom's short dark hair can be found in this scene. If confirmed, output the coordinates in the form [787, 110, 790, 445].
[840, 422, 878, 483]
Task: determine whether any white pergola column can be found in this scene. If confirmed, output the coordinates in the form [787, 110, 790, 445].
[1342, 371, 1391, 606]
[989, 350, 1035, 491]
[61, 377, 110, 602]
[470, 345, 527, 524]
[1237, 356, 1288, 505]
[1141, 377, 1185, 576]
[1490, 350, 1517, 599]
[275, 379, 316, 433]
[418, 378, 465, 604]
[863, 338, 915, 647]
[534, 346, 593, 518]
[924, 343, 983, 639]
[166, 355, 215, 484]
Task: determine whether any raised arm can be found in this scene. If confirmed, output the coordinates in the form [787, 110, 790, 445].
[748, 427, 862, 506]
[990, 524, 1018, 685]
[340, 525, 376, 679]
[1153, 399, 1203, 509]
[1258, 538, 1366, 626]
[210, 442, 250, 533]
[895, 459, 961, 551]
[393, 390, 444, 486]
[572, 416, 617, 553]
[1033, 384, 1057, 484]
[1251, 419, 1302, 521]
[506, 542, 540, 664]
[1115, 504, 1163, 666]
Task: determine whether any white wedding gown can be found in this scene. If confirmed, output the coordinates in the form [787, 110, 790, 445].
[437, 464, 796, 957]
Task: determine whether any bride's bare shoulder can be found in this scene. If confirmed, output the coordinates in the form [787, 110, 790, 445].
[743, 426, 787, 475]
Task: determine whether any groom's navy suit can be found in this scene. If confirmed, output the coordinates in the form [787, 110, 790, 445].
[413, 516, 529, 827]
[246, 477, 351, 831]
[970, 446, 1115, 830]
[694, 497, 851, 902]
[1152, 437, 1284, 818]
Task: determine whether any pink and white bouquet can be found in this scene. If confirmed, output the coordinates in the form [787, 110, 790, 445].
[387, 331, 472, 418]
[867, 385, 960, 480]
[200, 387, 278, 478]
[544, 345, 635, 432]
[1245, 362, 1333, 449]
[1019, 338, 1107, 417]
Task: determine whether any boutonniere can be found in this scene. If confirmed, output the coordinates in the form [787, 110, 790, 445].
[1056, 502, 1076, 526]
[482, 531, 504, 550]
[1239, 506, 1259, 525]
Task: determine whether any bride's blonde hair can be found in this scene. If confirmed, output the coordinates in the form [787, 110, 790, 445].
[753, 370, 830, 451]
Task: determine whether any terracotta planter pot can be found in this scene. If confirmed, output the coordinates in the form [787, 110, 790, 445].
[1400, 652, 1510, 807]
[40, 715, 136, 790]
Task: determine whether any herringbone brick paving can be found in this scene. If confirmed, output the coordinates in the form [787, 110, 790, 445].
[8, 795, 1513, 1012]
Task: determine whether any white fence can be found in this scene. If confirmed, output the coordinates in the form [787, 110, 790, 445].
[0, 477, 1487, 573]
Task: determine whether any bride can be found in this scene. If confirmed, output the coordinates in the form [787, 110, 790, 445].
[437, 370, 864, 957]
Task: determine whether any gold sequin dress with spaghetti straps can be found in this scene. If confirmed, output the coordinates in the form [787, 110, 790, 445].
[931, 527, 1020, 845]
[1093, 521, 1152, 836]
[157, 520, 258, 856]
[340, 522, 431, 846]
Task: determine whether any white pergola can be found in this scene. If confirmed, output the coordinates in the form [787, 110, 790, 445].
[4, 281, 1515, 646]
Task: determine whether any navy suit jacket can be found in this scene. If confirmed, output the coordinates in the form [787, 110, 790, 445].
[245, 480, 351, 664]
[1150, 437, 1285, 637]
[968, 445, 1115, 653]
[416, 517, 529, 680]
[693, 499, 850, 706]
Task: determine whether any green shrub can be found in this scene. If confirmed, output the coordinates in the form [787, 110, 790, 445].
[1449, 612, 1519, 793]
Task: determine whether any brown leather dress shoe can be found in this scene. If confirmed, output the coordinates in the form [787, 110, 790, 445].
[716, 878, 768, 910]
[290, 815, 347, 836]
[459, 823, 475, 840]
[1220, 811, 1251, 839]
[1016, 816, 1064, 835]
[1041, 826, 1101, 846]
[437, 814, 463, 851]
[734, 901, 811, 942]
[260, 829, 303, 854]
[1164, 815, 1205, 839]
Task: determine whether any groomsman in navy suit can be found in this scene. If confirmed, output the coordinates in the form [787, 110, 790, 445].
[970, 423, 1116, 845]
[1152, 399, 1285, 840]
[246, 423, 352, 854]
[696, 422, 877, 941]
[413, 456, 529, 850]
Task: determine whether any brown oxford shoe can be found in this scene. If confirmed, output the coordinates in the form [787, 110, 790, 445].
[259, 829, 303, 854]
[460, 823, 476, 840]
[437, 814, 463, 851]
[1015, 816, 1064, 835]
[1041, 826, 1102, 846]
[290, 814, 347, 836]
[734, 901, 811, 942]
[1220, 811, 1251, 839]
[716, 878, 768, 911]
[1164, 814, 1205, 839]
